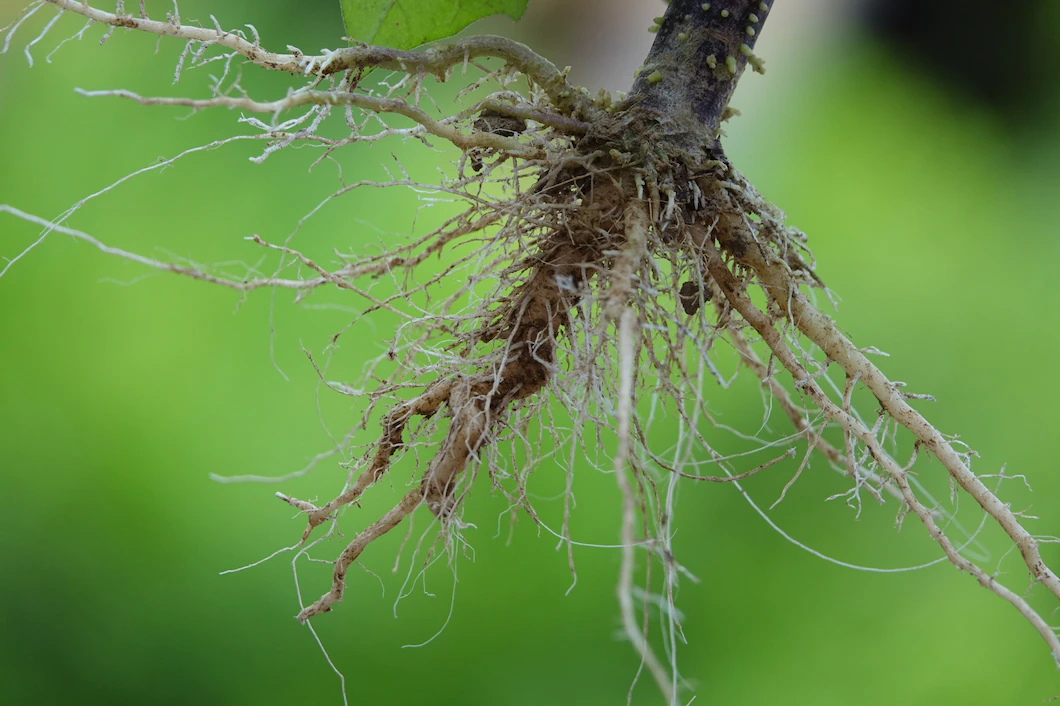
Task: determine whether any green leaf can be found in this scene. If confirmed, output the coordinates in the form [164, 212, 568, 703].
[341, 0, 528, 50]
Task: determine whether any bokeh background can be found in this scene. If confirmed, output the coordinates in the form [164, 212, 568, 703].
[2, 1, 1059, 704]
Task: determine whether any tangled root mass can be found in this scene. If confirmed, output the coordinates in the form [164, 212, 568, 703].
[4, 0, 1059, 701]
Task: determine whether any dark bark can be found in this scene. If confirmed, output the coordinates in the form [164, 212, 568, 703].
[623, 0, 774, 161]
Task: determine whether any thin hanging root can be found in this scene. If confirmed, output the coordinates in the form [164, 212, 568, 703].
[613, 304, 674, 704]
[610, 201, 675, 702]
[701, 235, 1060, 667]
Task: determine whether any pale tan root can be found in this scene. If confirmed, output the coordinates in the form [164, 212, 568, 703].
[701, 232, 1060, 667]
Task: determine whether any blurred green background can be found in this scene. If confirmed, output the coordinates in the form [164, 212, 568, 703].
[2, 1, 1058, 704]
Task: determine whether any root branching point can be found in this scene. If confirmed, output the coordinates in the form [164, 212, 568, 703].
[4, 1, 1058, 702]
